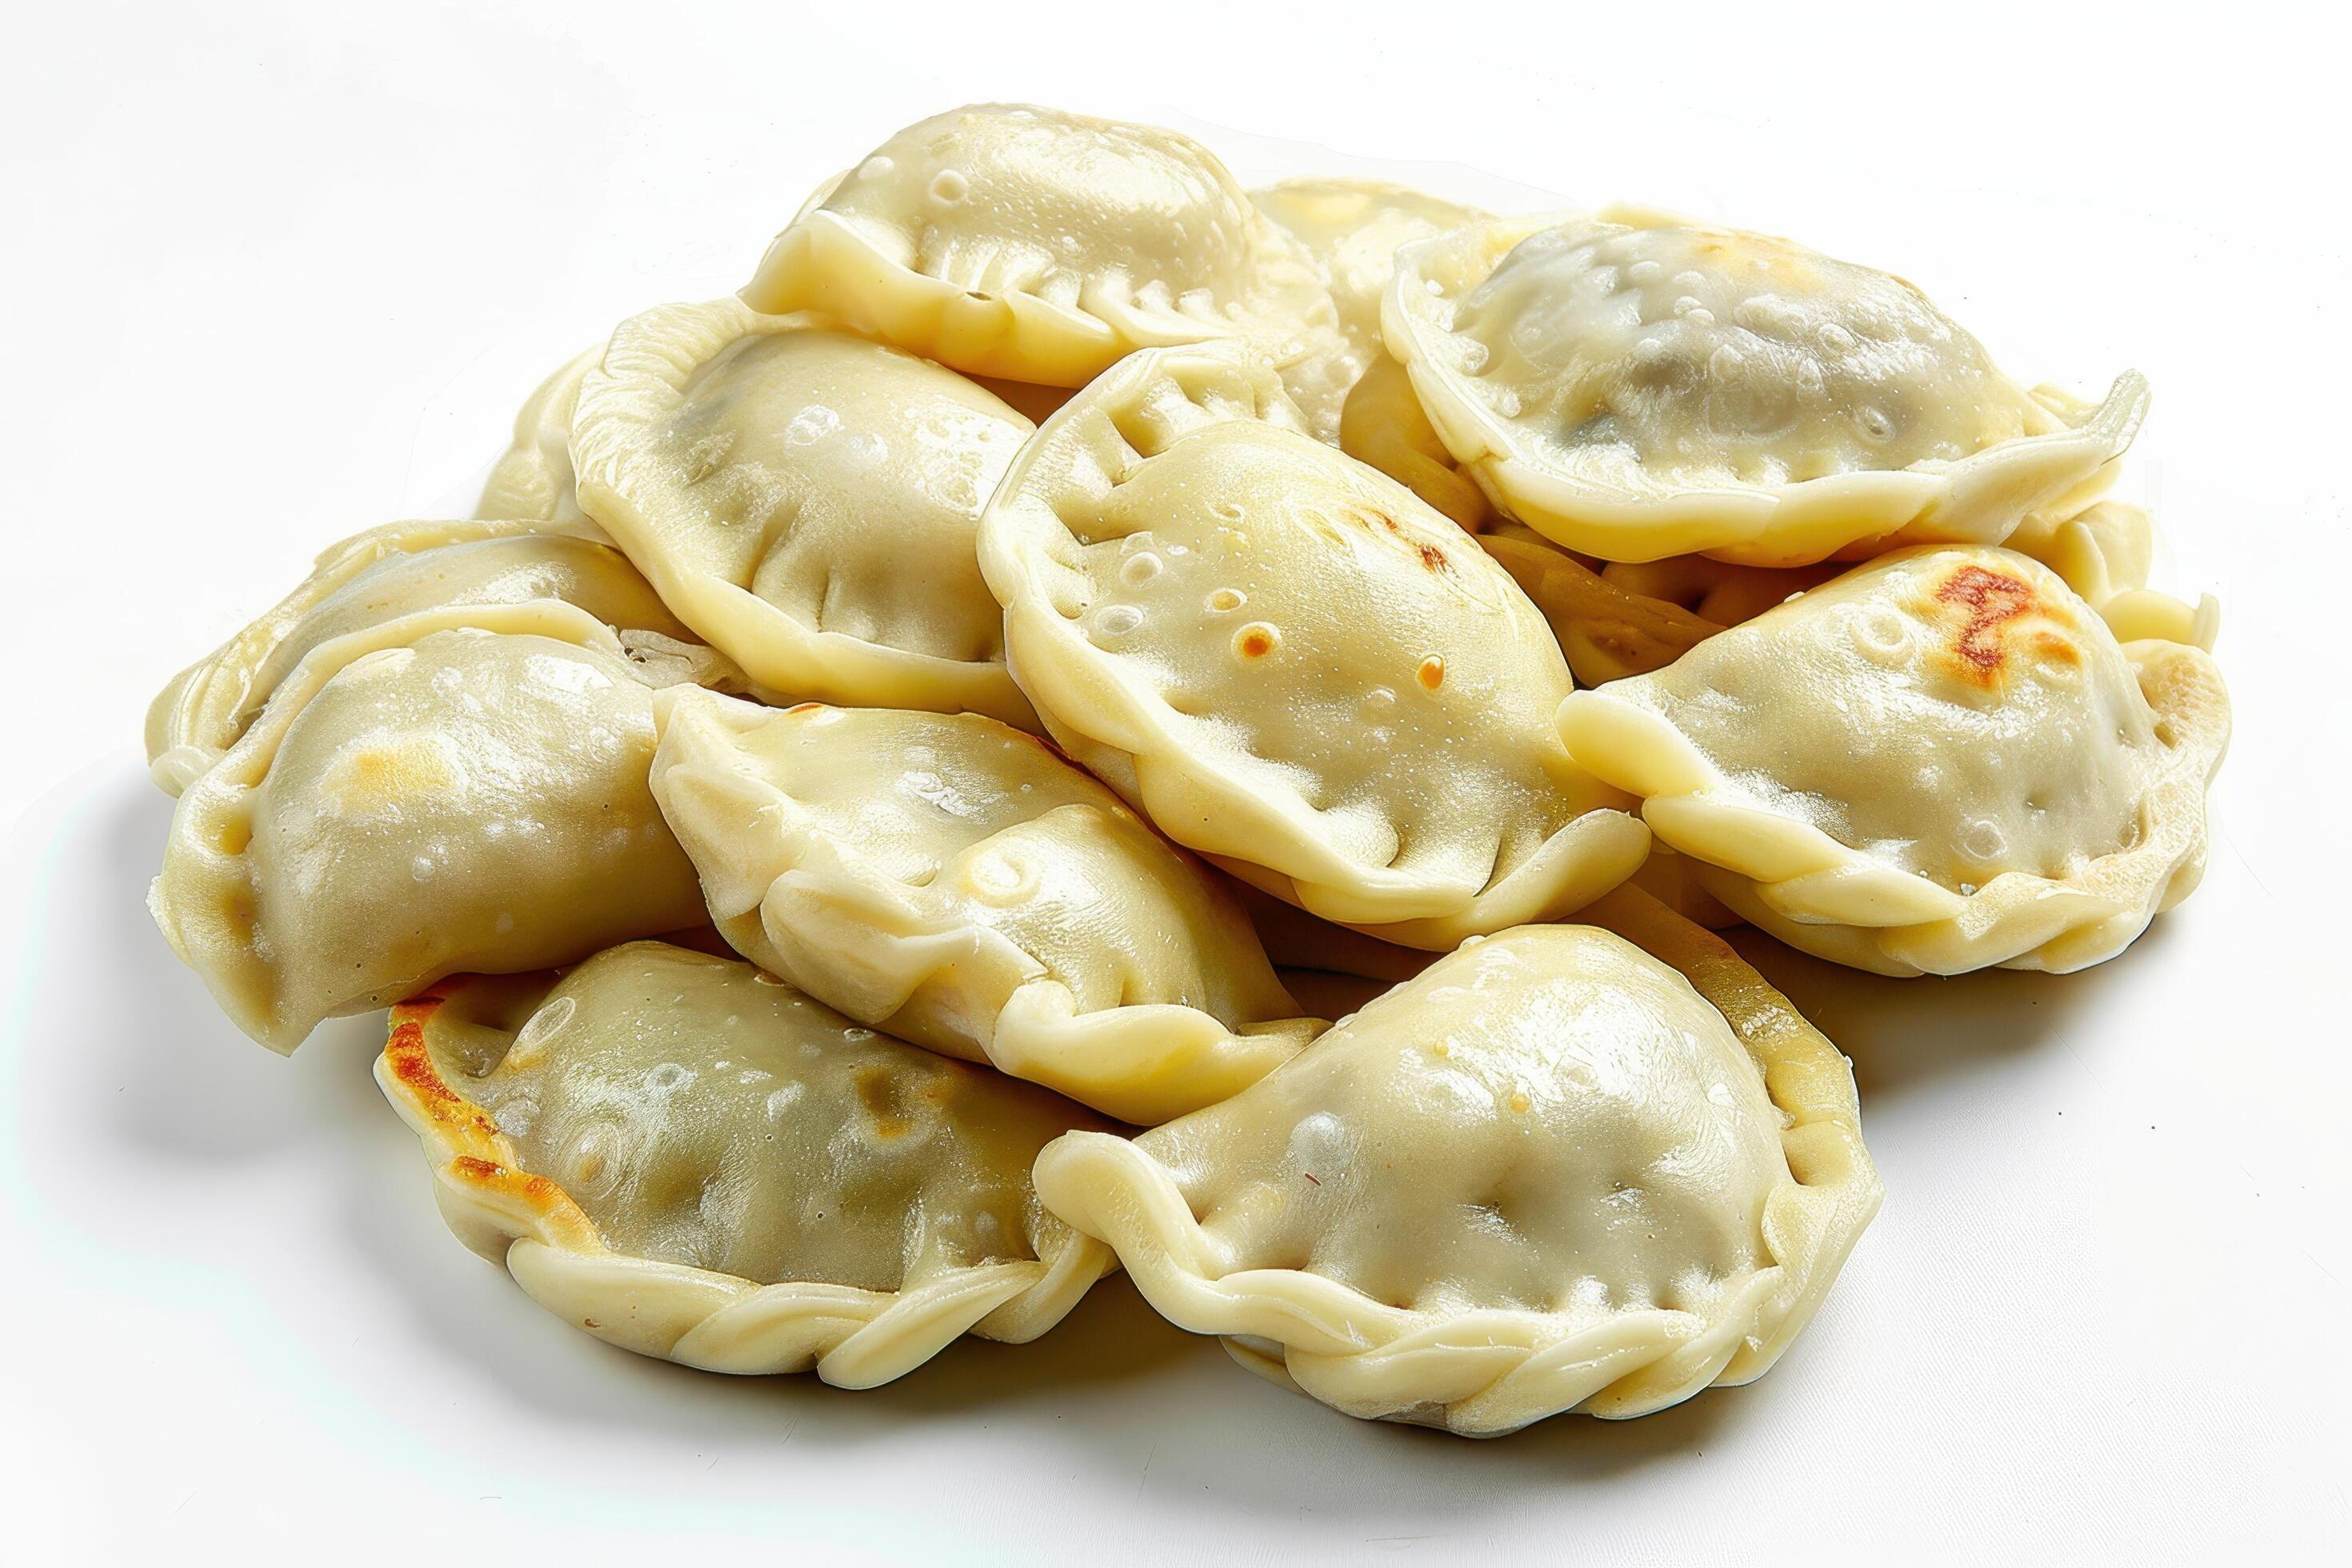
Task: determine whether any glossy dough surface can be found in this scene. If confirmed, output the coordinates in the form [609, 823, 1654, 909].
[144, 519, 692, 795]
[378, 941, 1113, 1386]
[151, 602, 726, 1048]
[648, 690, 1322, 1123]
[571, 300, 1037, 723]
[1558, 546, 2230, 974]
[742, 104, 1348, 434]
[977, 344, 1650, 948]
[1386, 208, 2148, 565]
[1034, 890, 1879, 1434]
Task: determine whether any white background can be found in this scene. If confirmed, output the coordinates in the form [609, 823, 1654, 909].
[3, 2, 2345, 1562]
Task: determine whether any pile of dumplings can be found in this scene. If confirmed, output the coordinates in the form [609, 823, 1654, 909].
[143, 104, 2230, 1438]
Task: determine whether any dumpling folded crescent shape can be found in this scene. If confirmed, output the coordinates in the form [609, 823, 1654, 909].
[378, 941, 1114, 1387]
[647, 689, 1324, 1124]
[570, 300, 1038, 725]
[1556, 546, 2230, 974]
[143, 518, 694, 796]
[150, 601, 738, 1049]
[1385, 206, 2150, 566]
[976, 343, 1650, 949]
[1033, 886, 1880, 1435]
[739, 104, 1346, 424]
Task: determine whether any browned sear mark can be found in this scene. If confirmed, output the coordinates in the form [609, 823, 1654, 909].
[1350, 506, 1449, 572]
[1934, 566, 2038, 686]
[854, 1066, 914, 1139]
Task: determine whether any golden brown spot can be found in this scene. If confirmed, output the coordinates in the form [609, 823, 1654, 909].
[1507, 1090, 1531, 1114]
[2031, 630, 2082, 666]
[1934, 566, 2038, 686]
[1235, 623, 1280, 660]
[1417, 655, 1446, 690]
[452, 1155, 509, 1182]
[1344, 503, 1449, 572]
[854, 1066, 913, 1139]
[322, 739, 457, 814]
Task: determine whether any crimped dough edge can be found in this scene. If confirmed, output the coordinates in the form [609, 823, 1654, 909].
[376, 973, 1116, 1389]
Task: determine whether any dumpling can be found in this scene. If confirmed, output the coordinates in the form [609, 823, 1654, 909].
[1251, 178, 1486, 358]
[1600, 553, 1835, 628]
[1384, 206, 2150, 566]
[2004, 500, 2220, 651]
[1475, 523, 1726, 686]
[1338, 352, 1491, 531]
[151, 601, 737, 1049]
[1556, 546, 2231, 975]
[976, 343, 1650, 949]
[477, 344, 601, 524]
[1033, 886, 1881, 1435]
[378, 941, 1113, 1386]
[1252, 177, 1487, 434]
[570, 301, 1038, 726]
[144, 518, 694, 795]
[740, 103, 1346, 428]
[648, 688, 1322, 1124]
[1593, 500, 2218, 650]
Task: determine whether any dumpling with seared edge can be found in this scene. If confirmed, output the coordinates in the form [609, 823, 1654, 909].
[380, 941, 1114, 1388]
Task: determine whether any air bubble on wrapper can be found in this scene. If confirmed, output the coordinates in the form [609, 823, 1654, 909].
[502, 997, 577, 1072]
[1091, 603, 1143, 639]
[783, 406, 842, 447]
[1958, 818, 2009, 865]
[1286, 1110, 1351, 1174]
